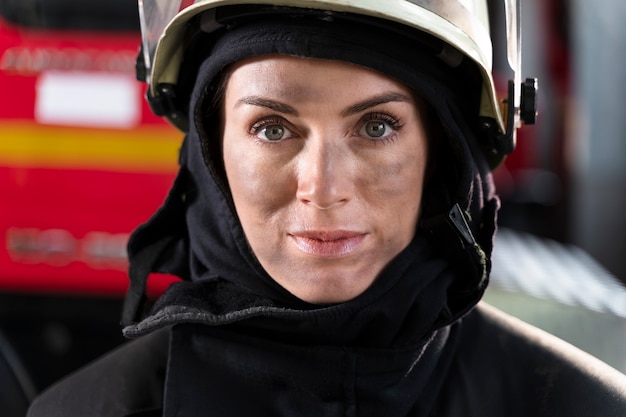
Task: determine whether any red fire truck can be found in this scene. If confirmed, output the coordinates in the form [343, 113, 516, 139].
[0, 2, 180, 296]
[0, 0, 180, 399]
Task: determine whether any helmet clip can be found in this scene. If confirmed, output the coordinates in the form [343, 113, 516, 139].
[147, 83, 189, 132]
[482, 77, 538, 158]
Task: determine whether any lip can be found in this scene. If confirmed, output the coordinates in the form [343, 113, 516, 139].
[289, 230, 367, 258]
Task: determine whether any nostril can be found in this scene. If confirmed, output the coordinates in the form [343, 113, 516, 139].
[302, 197, 347, 211]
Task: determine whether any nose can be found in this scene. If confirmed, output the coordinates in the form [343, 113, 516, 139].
[296, 138, 351, 210]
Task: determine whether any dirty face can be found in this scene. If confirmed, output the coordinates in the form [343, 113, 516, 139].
[221, 55, 429, 303]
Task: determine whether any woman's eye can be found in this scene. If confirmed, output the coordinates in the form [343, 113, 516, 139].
[362, 121, 390, 138]
[359, 118, 397, 139]
[357, 112, 402, 140]
[252, 121, 293, 141]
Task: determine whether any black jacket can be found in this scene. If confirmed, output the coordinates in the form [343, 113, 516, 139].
[27, 303, 626, 417]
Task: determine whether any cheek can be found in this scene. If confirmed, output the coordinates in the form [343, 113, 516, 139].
[362, 145, 427, 208]
[223, 138, 294, 220]
[359, 148, 427, 249]
[377, 154, 426, 243]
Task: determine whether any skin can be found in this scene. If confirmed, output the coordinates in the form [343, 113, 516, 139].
[221, 55, 429, 304]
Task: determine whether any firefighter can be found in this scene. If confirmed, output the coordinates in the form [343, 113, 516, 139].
[28, 1, 626, 416]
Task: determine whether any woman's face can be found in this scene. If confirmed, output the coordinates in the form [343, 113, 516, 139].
[222, 55, 429, 303]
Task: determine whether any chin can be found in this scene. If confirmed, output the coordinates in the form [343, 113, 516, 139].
[287, 273, 376, 305]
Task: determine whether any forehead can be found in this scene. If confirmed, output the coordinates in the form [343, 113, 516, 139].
[224, 55, 414, 102]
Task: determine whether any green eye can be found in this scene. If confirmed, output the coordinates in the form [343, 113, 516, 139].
[251, 118, 295, 142]
[364, 121, 387, 138]
[263, 125, 285, 141]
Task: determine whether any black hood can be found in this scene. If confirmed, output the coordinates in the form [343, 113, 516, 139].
[121, 13, 499, 347]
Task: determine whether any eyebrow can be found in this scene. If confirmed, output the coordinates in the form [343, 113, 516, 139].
[341, 92, 413, 117]
[235, 96, 298, 115]
[235, 91, 413, 116]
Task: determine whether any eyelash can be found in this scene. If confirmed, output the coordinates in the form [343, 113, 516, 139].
[249, 117, 289, 135]
[362, 112, 403, 131]
[363, 112, 401, 127]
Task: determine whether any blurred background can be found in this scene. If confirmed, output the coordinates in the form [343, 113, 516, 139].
[483, 0, 626, 382]
[0, 0, 625, 415]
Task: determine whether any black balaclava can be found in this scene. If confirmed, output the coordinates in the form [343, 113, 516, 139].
[122, 12, 499, 346]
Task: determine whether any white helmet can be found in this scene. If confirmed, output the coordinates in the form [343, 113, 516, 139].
[136, 0, 537, 166]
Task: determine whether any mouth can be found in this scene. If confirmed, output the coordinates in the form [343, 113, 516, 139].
[289, 230, 366, 258]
